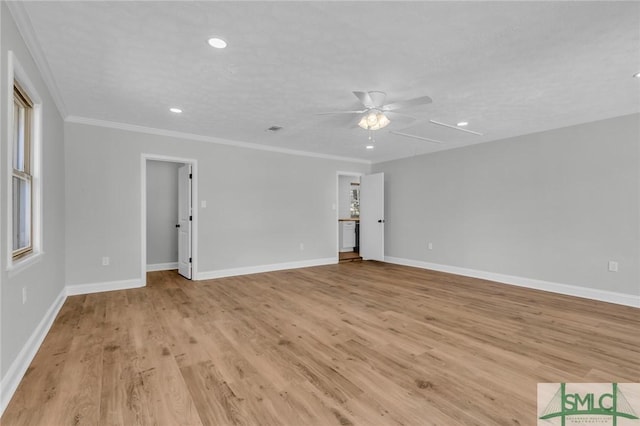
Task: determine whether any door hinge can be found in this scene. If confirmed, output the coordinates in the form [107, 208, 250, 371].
[189, 215, 192, 221]
[189, 257, 192, 263]
[189, 173, 192, 179]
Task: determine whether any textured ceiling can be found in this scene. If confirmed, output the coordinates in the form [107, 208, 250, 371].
[16, 1, 640, 163]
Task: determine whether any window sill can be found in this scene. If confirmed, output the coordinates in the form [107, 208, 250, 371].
[7, 251, 44, 278]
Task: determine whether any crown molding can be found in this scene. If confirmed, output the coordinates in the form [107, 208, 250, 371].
[6, 1, 68, 118]
[66, 115, 372, 164]
[7, 2, 369, 165]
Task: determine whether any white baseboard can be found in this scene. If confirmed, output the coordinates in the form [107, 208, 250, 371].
[0, 287, 66, 416]
[146, 262, 178, 272]
[385, 257, 640, 308]
[195, 257, 338, 280]
[1, 278, 145, 416]
[65, 278, 144, 296]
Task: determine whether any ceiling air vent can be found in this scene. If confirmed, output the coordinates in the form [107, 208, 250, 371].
[267, 126, 283, 132]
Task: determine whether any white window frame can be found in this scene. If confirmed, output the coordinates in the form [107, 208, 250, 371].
[6, 51, 43, 275]
[12, 81, 34, 259]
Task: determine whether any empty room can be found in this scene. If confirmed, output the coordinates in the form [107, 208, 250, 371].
[0, 1, 638, 425]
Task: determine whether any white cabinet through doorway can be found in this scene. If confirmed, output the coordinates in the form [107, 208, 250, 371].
[340, 221, 356, 252]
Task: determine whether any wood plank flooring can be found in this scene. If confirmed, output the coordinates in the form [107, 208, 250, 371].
[339, 252, 362, 262]
[2, 262, 639, 425]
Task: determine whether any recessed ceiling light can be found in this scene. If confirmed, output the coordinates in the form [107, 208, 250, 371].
[169, 107, 183, 114]
[366, 145, 374, 150]
[208, 37, 227, 49]
[634, 72, 640, 78]
[457, 121, 469, 127]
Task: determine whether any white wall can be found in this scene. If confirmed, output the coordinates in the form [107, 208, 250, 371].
[146, 160, 180, 266]
[374, 114, 640, 301]
[338, 175, 354, 219]
[0, 1, 66, 391]
[65, 122, 370, 285]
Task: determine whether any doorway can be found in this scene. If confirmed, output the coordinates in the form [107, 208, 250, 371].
[337, 173, 362, 262]
[141, 154, 198, 284]
[336, 172, 385, 263]
[146, 160, 182, 272]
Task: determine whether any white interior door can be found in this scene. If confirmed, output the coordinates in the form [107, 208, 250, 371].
[360, 172, 385, 261]
[177, 164, 192, 279]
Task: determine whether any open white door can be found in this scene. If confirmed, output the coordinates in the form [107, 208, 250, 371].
[177, 164, 192, 279]
[360, 172, 385, 261]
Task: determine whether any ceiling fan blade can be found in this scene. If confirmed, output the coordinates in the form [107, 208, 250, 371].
[368, 91, 387, 108]
[316, 110, 367, 115]
[429, 120, 483, 135]
[383, 95, 433, 111]
[390, 131, 444, 144]
[385, 111, 416, 125]
[353, 91, 375, 108]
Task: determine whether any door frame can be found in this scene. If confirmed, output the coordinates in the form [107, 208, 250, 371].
[336, 171, 364, 258]
[141, 154, 198, 285]
[177, 163, 192, 279]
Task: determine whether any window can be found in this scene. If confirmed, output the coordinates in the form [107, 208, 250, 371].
[350, 184, 360, 218]
[12, 82, 33, 259]
[7, 52, 43, 273]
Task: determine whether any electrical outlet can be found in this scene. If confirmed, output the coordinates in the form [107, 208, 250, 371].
[608, 261, 618, 272]
[428, 242, 433, 250]
[201, 200, 207, 208]
[102, 256, 110, 266]
[22, 287, 27, 304]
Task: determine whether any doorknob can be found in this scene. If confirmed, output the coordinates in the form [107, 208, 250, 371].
[175, 224, 181, 228]
[378, 219, 385, 223]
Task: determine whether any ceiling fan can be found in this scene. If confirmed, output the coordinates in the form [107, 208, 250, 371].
[319, 91, 483, 144]
[318, 91, 432, 130]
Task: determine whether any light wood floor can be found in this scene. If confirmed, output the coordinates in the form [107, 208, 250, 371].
[2, 262, 639, 425]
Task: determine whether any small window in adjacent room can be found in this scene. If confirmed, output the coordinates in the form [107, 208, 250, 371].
[12, 82, 34, 259]
[350, 184, 360, 218]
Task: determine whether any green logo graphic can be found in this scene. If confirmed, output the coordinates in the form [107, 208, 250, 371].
[539, 383, 639, 425]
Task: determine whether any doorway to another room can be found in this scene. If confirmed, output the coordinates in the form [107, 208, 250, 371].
[337, 173, 362, 262]
[146, 160, 183, 272]
[337, 171, 386, 263]
[142, 155, 196, 284]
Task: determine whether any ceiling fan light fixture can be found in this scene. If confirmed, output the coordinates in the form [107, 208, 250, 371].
[358, 112, 390, 130]
[357, 115, 370, 129]
[366, 145, 374, 150]
[377, 113, 390, 128]
[634, 72, 640, 78]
